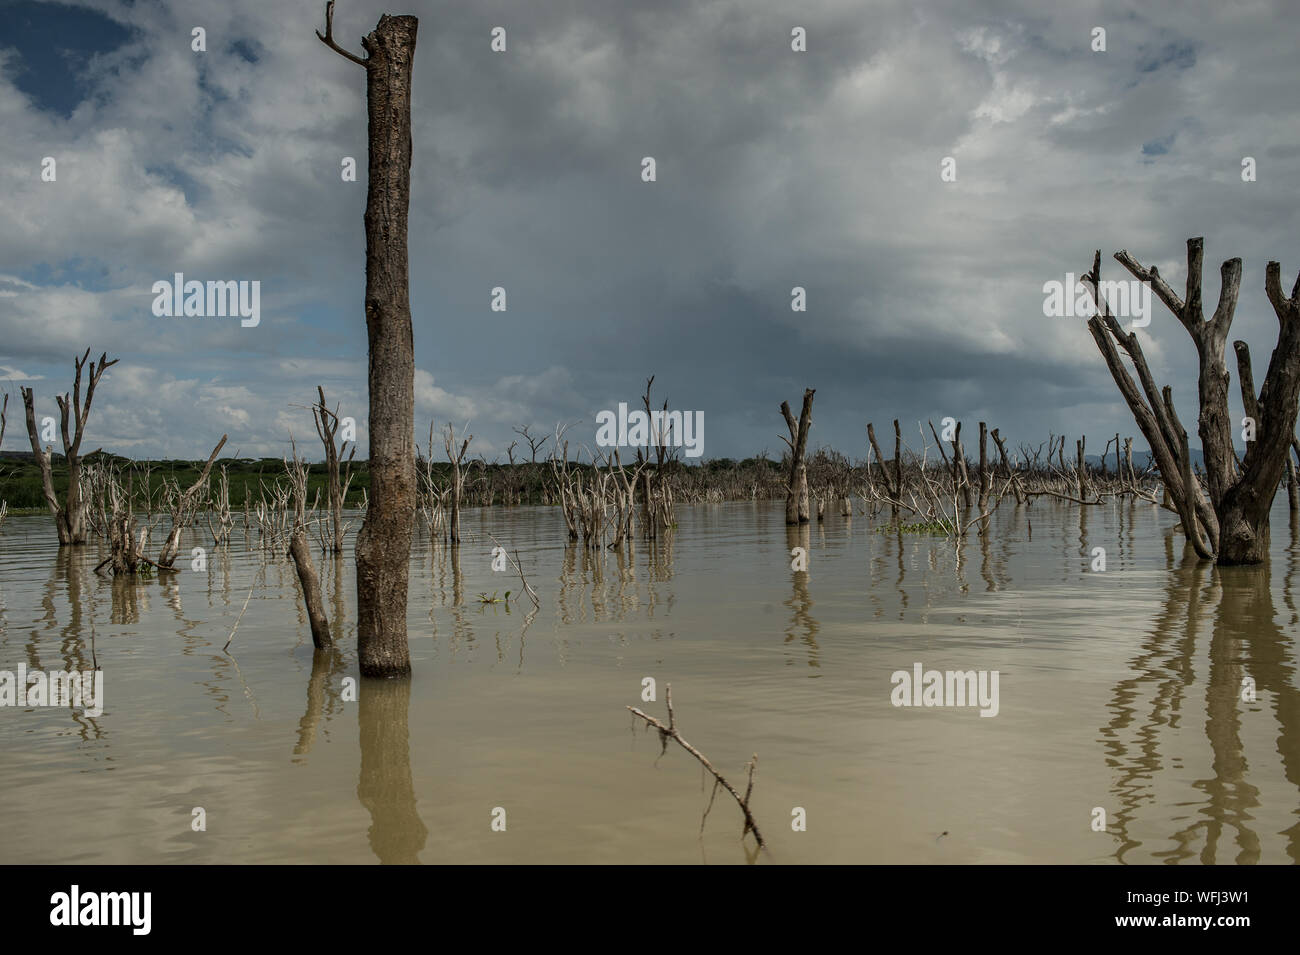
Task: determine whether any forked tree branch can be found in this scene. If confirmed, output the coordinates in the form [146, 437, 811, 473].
[627, 684, 766, 849]
[316, 0, 367, 67]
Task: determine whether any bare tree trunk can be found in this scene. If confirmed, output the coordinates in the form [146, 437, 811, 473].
[950, 421, 972, 508]
[780, 389, 815, 524]
[867, 422, 897, 500]
[893, 419, 903, 507]
[288, 449, 331, 649]
[1076, 437, 1087, 500]
[977, 421, 990, 511]
[990, 427, 1023, 506]
[319, 3, 419, 676]
[20, 387, 64, 541]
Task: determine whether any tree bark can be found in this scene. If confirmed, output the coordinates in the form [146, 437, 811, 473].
[290, 529, 332, 648]
[892, 419, 903, 506]
[320, 7, 419, 676]
[1076, 437, 1087, 501]
[780, 389, 815, 524]
[978, 421, 990, 510]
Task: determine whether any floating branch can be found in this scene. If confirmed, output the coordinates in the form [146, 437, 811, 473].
[627, 684, 765, 849]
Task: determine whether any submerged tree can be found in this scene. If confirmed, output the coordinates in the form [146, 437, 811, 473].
[780, 388, 815, 524]
[1086, 239, 1300, 564]
[20, 349, 118, 545]
[317, 1, 419, 676]
[312, 385, 355, 555]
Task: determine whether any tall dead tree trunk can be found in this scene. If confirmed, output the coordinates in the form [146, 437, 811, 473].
[780, 389, 815, 524]
[1089, 239, 1300, 564]
[1076, 437, 1087, 500]
[19, 350, 117, 545]
[318, 1, 419, 676]
[893, 419, 903, 506]
[977, 421, 990, 511]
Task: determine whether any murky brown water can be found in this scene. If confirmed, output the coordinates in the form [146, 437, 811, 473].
[1, 499, 1298, 864]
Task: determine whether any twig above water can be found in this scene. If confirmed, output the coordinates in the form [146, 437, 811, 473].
[223, 581, 256, 653]
[627, 684, 766, 849]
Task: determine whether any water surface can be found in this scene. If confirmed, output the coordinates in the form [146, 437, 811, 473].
[1, 498, 1297, 863]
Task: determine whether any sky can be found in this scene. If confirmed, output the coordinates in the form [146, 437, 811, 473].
[0, 0, 1297, 463]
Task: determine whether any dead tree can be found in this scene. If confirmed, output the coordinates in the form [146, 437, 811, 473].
[892, 420, 903, 506]
[205, 464, 235, 546]
[444, 422, 471, 543]
[312, 385, 355, 554]
[978, 422, 991, 511]
[512, 424, 549, 464]
[19, 349, 118, 544]
[990, 428, 1024, 505]
[636, 376, 677, 538]
[867, 421, 900, 502]
[952, 422, 972, 508]
[318, 0, 419, 675]
[157, 435, 227, 567]
[417, 422, 448, 533]
[780, 388, 815, 524]
[287, 445, 332, 648]
[927, 419, 970, 508]
[1075, 437, 1088, 501]
[548, 427, 580, 541]
[1089, 239, 1300, 564]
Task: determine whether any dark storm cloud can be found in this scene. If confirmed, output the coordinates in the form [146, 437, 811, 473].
[0, 0, 1297, 459]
